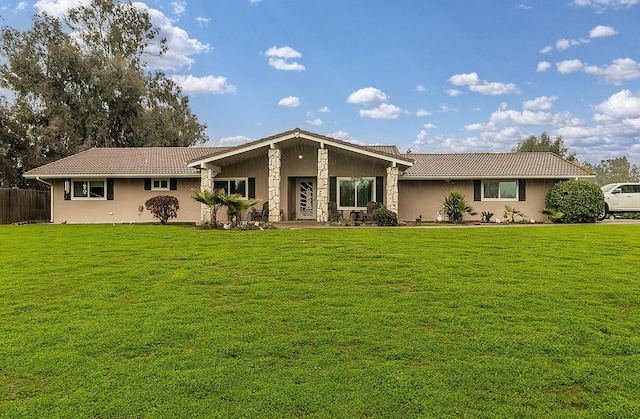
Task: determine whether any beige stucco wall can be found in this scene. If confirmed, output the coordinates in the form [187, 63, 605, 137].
[50, 178, 202, 224]
[397, 179, 557, 223]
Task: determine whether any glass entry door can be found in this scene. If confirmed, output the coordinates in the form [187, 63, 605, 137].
[297, 178, 315, 220]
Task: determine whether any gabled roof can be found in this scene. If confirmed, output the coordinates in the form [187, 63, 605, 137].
[402, 152, 594, 179]
[23, 147, 227, 178]
[187, 128, 414, 168]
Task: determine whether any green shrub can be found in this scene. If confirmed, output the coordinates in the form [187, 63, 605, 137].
[545, 180, 604, 223]
[145, 195, 180, 224]
[372, 207, 398, 226]
[441, 188, 476, 223]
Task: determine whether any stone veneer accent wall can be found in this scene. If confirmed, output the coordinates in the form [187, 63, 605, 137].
[268, 148, 282, 222]
[316, 148, 329, 222]
[386, 166, 399, 213]
[200, 167, 213, 222]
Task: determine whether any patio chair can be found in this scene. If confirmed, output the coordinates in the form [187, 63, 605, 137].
[363, 201, 379, 222]
[248, 206, 262, 221]
[261, 201, 269, 220]
[328, 201, 342, 222]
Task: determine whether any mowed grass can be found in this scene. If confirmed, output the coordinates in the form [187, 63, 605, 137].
[0, 224, 639, 418]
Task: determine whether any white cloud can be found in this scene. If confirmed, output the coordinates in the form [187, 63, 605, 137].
[327, 130, 363, 145]
[440, 105, 459, 113]
[172, 1, 186, 15]
[572, 0, 639, 10]
[347, 87, 388, 105]
[278, 96, 301, 107]
[537, 61, 551, 72]
[170, 75, 236, 95]
[319, 107, 330, 113]
[15, 1, 28, 10]
[594, 90, 640, 119]
[359, 103, 403, 120]
[196, 17, 210, 26]
[416, 84, 426, 92]
[446, 89, 463, 97]
[522, 96, 558, 110]
[249, 0, 262, 3]
[448, 72, 519, 95]
[557, 59, 584, 74]
[416, 109, 432, 117]
[469, 82, 519, 95]
[584, 58, 640, 85]
[423, 123, 437, 129]
[306, 118, 322, 126]
[590, 25, 617, 38]
[265, 46, 305, 71]
[448, 72, 480, 86]
[34, 0, 82, 16]
[540, 46, 553, 54]
[216, 135, 252, 146]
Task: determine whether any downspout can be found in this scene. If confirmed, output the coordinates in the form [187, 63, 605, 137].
[35, 177, 53, 223]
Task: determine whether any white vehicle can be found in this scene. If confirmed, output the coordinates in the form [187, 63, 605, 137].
[601, 183, 640, 219]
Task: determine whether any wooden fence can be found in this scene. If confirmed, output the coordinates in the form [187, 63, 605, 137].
[0, 188, 51, 224]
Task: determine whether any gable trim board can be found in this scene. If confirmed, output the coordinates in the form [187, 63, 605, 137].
[23, 128, 594, 224]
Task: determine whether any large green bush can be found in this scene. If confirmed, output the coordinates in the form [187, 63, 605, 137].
[545, 180, 604, 223]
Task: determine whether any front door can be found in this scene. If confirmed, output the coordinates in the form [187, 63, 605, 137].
[297, 178, 316, 220]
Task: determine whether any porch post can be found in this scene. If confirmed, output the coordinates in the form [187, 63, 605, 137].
[200, 167, 213, 223]
[316, 148, 329, 222]
[268, 148, 282, 222]
[386, 166, 399, 214]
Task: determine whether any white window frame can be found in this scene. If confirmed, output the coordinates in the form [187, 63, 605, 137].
[482, 180, 518, 201]
[152, 178, 170, 191]
[213, 178, 249, 198]
[71, 179, 107, 200]
[337, 177, 376, 210]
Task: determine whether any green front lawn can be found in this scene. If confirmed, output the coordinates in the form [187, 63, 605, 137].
[1, 224, 639, 417]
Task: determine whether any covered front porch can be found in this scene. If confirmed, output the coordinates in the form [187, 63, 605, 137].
[188, 129, 413, 224]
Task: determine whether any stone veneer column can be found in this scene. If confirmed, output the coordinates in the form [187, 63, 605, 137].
[386, 166, 399, 214]
[268, 148, 282, 222]
[316, 148, 329, 222]
[200, 167, 213, 223]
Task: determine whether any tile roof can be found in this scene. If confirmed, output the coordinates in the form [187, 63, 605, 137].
[24, 147, 228, 178]
[402, 152, 594, 178]
[365, 145, 400, 155]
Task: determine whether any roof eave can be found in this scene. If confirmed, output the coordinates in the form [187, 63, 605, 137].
[23, 173, 201, 179]
[187, 129, 414, 168]
[399, 174, 595, 180]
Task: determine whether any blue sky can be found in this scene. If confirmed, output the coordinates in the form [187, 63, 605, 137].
[2, 0, 640, 165]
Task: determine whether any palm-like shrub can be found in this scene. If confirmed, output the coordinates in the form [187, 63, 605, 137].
[441, 188, 476, 223]
[192, 188, 226, 225]
[222, 194, 259, 225]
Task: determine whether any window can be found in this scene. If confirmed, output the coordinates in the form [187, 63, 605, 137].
[152, 179, 169, 190]
[483, 181, 517, 200]
[337, 177, 375, 209]
[72, 180, 106, 199]
[213, 178, 247, 197]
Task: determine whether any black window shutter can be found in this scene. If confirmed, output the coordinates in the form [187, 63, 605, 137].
[518, 179, 526, 201]
[474, 180, 482, 201]
[170, 178, 177, 190]
[376, 176, 384, 205]
[329, 177, 337, 202]
[248, 177, 256, 199]
[64, 179, 71, 200]
[144, 178, 151, 190]
[107, 179, 114, 200]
